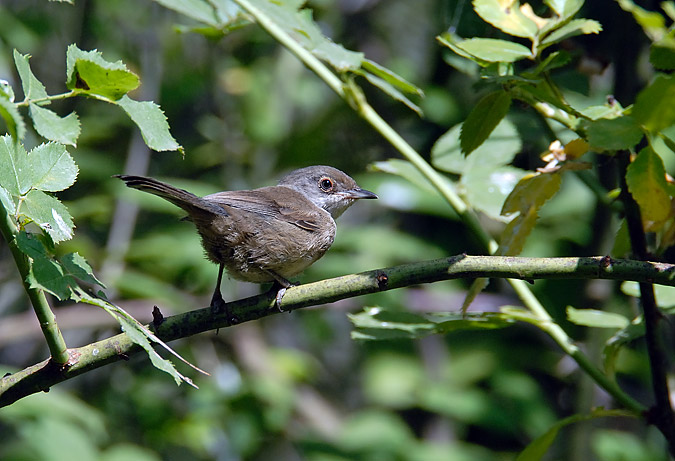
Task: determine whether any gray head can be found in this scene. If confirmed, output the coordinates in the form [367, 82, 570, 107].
[278, 165, 377, 218]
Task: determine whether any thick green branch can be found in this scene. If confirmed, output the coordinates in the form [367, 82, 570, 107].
[2, 255, 670, 407]
[0, 202, 69, 365]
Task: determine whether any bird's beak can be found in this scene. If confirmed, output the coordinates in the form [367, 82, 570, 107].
[347, 188, 378, 200]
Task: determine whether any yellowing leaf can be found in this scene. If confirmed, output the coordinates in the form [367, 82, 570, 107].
[564, 138, 589, 159]
[625, 147, 673, 231]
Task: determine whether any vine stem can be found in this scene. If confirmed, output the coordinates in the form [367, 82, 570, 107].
[232, 0, 645, 414]
[0, 201, 69, 365]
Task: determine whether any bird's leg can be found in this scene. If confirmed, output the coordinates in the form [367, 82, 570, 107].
[210, 263, 226, 314]
[264, 270, 294, 311]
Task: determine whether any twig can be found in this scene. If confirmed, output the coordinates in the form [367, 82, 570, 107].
[2, 255, 670, 407]
[617, 151, 675, 455]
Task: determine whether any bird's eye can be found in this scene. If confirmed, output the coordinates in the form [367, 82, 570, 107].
[318, 177, 334, 192]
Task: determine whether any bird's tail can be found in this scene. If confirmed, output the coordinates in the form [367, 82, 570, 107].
[115, 175, 225, 216]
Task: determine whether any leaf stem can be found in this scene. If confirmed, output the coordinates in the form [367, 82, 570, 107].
[17, 90, 77, 107]
[0, 201, 69, 365]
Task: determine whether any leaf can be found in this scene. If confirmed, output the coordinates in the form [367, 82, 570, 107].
[0, 96, 26, 141]
[632, 74, 675, 134]
[361, 72, 422, 116]
[622, 281, 675, 309]
[473, 0, 539, 38]
[461, 91, 512, 156]
[463, 166, 527, 220]
[0, 185, 16, 215]
[26, 254, 73, 301]
[541, 19, 602, 46]
[61, 252, 106, 288]
[371, 159, 442, 194]
[152, 0, 221, 26]
[362, 59, 423, 96]
[545, 0, 583, 20]
[499, 172, 562, 255]
[65, 44, 140, 100]
[585, 116, 643, 151]
[517, 409, 637, 461]
[566, 306, 630, 329]
[116, 95, 183, 153]
[13, 50, 49, 102]
[625, 147, 672, 230]
[455, 38, 532, 63]
[0, 135, 30, 195]
[16, 230, 49, 259]
[604, 320, 645, 376]
[26, 142, 78, 192]
[650, 37, 675, 70]
[461, 278, 490, 315]
[21, 189, 74, 242]
[29, 104, 81, 146]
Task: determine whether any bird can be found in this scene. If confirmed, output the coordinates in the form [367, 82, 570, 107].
[115, 166, 377, 312]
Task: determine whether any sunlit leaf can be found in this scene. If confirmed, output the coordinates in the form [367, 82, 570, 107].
[0, 97, 26, 141]
[21, 189, 74, 242]
[116, 95, 183, 153]
[29, 104, 80, 146]
[541, 19, 602, 46]
[566, 306, 630, 329]
[461, 92, 512, 155]
[585, 116, 643, 151]
[625, 147, 671, 230]
[473, 0, 539, 38]
[622, 281, 675, 309]
[545, 0, 583, 20]
[632, 74, 675, 134]
[26, 254, 72, 300]
[362, 59, 423, 96]
[0, 135, 30, 195]
[65, 44, 140, 100]
[361, 72, 422, 116]
[26, 142, 78, 192]
[61, 252, 106, 288]
[13, 50, 49, 102]
[456, 38, 532, 63]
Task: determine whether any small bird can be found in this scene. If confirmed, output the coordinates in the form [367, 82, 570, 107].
[116, 166, 377, 311]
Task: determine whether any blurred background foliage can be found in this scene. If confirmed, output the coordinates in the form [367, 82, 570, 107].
[0, 0, 670, 460]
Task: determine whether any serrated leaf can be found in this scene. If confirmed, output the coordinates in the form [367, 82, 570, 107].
[61, 252, 106, 288]
[0, 79, 15, 101]
[625, 147, 671, 230]
[26, 142, 79, 192]
[541, 19, 602, 46]
[433, 118, 521, 174]
[0, 135, 30, 195]
[21, 189, 74, 242]
[65, 44, 140, 100]
[632, 74, 675, 134]
[0, 97, 26, 141]
[29, 104, 81, 146]
[517, 409, 637, 461]
[13, 50, 49, 103]
[585, 116, 643, 151]
[473, 0, 539, 38]
[456, 38, 532, 63]
[0, 185, 15, 215]
[362, 59, 423, 96]
[499, 172, 562, 255]
[545, 0, 583, 20]
[116, 95, 183, 152]
[566, 306, 630, 329]
[361, 72, 422, 116]
[153, 0, 221, 26]
[461, 91, 512, 155]
[16, 231, 49, 259]
[26, 254, 73, 300]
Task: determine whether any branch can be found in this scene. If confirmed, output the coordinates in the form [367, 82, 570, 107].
[2, 255, 670, 407]
[0, 201, 69, 365]
[617, 151, 675, 455]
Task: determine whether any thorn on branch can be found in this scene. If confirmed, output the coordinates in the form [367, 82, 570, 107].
[376, 271, 389, 290]
[152, 306, 164, 328]
[601, 255, 612, 268]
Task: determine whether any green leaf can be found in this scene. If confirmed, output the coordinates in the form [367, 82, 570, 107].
[566, 306, 630, 329]
[152, 0, 220, 26]
[65, 44, 140, 100]
[0, 79, 16, 101]
[473, 0, 539, 38]
[0, 185, 16, 215]
[463, 166, 527, 221]
[517, 409, 637, 461]
[371, 159, 443, 194]
[16, 231, 49, 259]
[26, 142, 78, 192]
[362, 59, 423, 96]
[650, 37, 675, 70]
[622, 281, 675, 309]
[585, 116, 643, 151]
[545, 0, 583, 20]
[61, 252, 106, 288]
[0, 97, 26, 141]
[541, 19, 602, 46]
[21, 189, 74, 242]
[13, 50, 49, 102]
[625, 147, 671, 230]
[0, 135, 30, 195]
[360, 72, 422, 116]
[604, 320, 645, 376]
[29, 104, 80, 146]
[455, 38, 532, 63]
[460, 91, 512, 155]
[116, 95, 183, 153]
[26, 254, 73, 300]
[632, 74, 675, 134]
